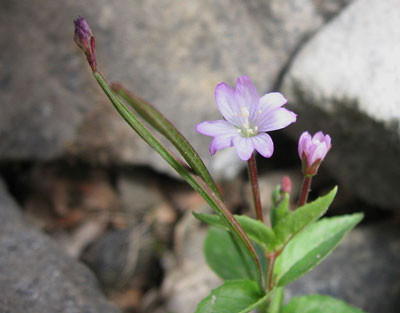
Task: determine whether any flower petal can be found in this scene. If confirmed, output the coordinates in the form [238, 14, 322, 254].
[298, 131, 311, 159]
[233, 136, 254, 161]
[257, 107, 297, 132]
[313, 131, 326, 142]
[234, 76, 259, 119]
[310, 142, 329, 165]
[196, 120, 237, 137]
[215, 82, 241, 125]
[209, 134, 236, 155]
[259, 92, 287, 112]
[251, 133, 274, 158]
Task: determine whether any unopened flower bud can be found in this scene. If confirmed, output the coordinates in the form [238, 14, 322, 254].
[74, 16, 97, 72]
[281, 175, 292, 194]
[298, 131, 331, 177]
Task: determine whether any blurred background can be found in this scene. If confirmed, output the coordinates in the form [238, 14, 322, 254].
[0, 0, 399, 312]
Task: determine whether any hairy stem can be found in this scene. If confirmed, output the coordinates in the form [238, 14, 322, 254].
[247, 153, 265, 224]
[297, 176, 312, 208]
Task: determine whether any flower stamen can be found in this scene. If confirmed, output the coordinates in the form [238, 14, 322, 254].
[240, 106, 250, 118]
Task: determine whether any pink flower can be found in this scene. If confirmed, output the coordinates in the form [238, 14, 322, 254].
[298, 131, 331, 176]
[196, 76, 297, 161]
[74, 16, 97, 71]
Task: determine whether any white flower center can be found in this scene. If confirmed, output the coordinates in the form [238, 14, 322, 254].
[237, 106, 258, 137]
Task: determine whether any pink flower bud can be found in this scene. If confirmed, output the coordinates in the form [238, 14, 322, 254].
[281, 175, 292, 194]
[298, 131, 331, 176]
[74, 16, 97, 72]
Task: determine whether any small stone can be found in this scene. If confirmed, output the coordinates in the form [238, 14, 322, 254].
[82, 226, 157, 291]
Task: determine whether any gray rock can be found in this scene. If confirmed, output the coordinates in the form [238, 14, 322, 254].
[281, 0, 400, 209]
[0, 0, 349, 177]
[82, 226, 157, 291]
[0, 179, 120, 313]
[161, 211, 221, 313]
[286, 223, 400, 313]
[117, 168, 164, 221]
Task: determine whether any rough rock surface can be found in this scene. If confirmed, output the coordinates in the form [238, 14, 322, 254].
[117, 168, 164, 221]
[0, 0, 350, 177]
[286, 223, 400, 313]
[161, 212, 221, 313]
[0, 179, 120, 313]
[281, 0, 400, 209]
[82, 226, 157, 291]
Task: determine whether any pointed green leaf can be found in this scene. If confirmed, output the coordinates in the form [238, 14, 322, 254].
[271, 185, 282, 209]
[273, 187, 337, 248]
[204, 227, 266, 281]
[271, 193, 290, 228]
[93, 72, 264, 288]
[195, 280, 270, 313]
[282, 294, 366, 313]
[112, 84, 221, 199]
[274, 213, 363, 286]
[194, 212, 277, 252]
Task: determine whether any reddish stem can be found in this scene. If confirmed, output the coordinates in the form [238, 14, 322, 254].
[297, 176, 312, 207]
[247, 153, 264, 223]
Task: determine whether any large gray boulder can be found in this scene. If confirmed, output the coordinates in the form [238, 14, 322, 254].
[281, 0, 400, 209]
[0, 179, 120, 313]
[0, 0, 350, 177]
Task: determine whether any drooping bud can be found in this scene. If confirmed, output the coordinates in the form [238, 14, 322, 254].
[298, 131, 331, 177]
[74, 16, 97, 72]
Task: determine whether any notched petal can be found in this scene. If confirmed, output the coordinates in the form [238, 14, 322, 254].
[252, 133, 274, 158]
[259, 92, 287, 111]
[215, 82, 241, 125]
[209, 134, 236, 155]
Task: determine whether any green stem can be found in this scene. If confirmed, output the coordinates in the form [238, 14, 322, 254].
[267, 287, 285, 313]
[247, 153, 265, 224]
[92, 71, 264, 289]
[266, 252, 277, 292]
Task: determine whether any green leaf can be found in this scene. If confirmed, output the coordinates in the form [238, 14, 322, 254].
[195, 280, 270, 313]
[195, 212, 277, 252]
[112, 84, 221, 199]
[271, 185, 282, 209]
[282, 294, 366, 313]
[204, 227, 266, 281]
[271, 193, 290, 228]
[274, 213, 363, 286]
[92, 72, 264, 288]
[273, 187, 337, 248]
[193, 212, 229, 229]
